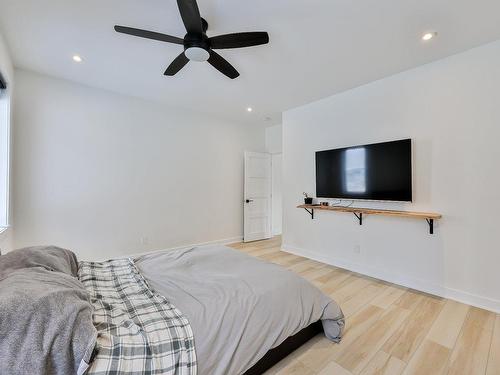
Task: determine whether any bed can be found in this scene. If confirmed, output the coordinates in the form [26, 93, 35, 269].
[0, 245, 344, 375]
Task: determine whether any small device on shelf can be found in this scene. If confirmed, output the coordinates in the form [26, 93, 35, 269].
[302, 192, 313, 205]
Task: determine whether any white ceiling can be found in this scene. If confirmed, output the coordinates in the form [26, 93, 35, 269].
[1, 0, 500, 126]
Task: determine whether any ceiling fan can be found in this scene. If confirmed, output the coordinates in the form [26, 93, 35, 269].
[114, 0, 269, 79]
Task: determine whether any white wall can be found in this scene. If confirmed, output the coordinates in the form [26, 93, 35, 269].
[283, 40, 500, 312]
[0, 33, 14, 87]
[265, 124, 283, 154]
[0, 32, 14, 253]
[12, 70, 265, 260]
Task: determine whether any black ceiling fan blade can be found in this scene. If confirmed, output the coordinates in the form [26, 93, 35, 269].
[164, 53, 189, 76]
[207, 51, 240, 79]
[209, 32, 269, 49]
[114, 26, 184, 45]
[177, 0, 203, 34]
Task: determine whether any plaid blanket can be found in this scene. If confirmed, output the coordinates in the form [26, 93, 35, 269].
[78, 258, 197, 375]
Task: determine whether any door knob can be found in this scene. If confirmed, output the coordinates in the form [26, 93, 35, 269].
[245, 199, 254, 203]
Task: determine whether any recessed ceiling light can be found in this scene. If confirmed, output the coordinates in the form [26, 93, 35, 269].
[72, 55, 83, 63]
[422, 32, 437, 41]
[247, 107, 253, 112]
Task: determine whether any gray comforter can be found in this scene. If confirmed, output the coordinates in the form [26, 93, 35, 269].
[135, 245, 344, 375]
[0, 247, 97, 375]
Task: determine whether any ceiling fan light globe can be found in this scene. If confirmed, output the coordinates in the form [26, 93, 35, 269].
[185, 47, 210, 62]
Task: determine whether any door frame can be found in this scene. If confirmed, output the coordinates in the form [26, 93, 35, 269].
[271, 152, 283, 236]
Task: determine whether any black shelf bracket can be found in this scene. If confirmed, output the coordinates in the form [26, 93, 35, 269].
[304, 208, 314, 219]
[426, 219, 434, 234]
[353, 212, 363, 225]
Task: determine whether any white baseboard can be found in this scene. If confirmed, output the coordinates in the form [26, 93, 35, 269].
[282, 242, 500, 314]
[128, 236, 243, 259]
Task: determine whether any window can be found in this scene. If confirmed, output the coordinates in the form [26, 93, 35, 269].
[0, 71, 10, 228]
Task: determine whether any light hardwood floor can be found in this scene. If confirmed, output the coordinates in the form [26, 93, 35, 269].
[228, 236, 500, 375]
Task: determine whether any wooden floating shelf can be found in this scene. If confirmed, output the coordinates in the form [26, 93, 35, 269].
[297, 204, 442, 234]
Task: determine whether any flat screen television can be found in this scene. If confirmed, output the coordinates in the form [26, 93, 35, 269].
[315, 139, 412, 202]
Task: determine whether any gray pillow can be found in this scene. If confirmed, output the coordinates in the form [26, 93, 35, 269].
[0, 245, 79, 278]
[0, 267, 97, 375]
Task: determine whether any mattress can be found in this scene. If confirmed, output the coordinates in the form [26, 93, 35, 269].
[135, 245, 344, 375]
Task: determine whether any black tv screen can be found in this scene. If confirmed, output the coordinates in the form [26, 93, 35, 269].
[316, 139, 412, 201]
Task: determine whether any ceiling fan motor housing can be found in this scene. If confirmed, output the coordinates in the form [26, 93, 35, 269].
[183, 33, 210, 61]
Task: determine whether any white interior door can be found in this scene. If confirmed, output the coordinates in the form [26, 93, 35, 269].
[244, 151, 272, 242]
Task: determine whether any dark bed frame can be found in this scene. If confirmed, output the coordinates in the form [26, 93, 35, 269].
[243, 320, 323, 375]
